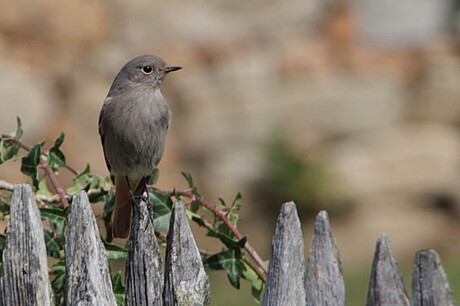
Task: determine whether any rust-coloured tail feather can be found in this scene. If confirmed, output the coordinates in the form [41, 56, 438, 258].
[113, 176, 141, 238]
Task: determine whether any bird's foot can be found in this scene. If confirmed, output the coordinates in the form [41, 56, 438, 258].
[132, 194, 149, 203]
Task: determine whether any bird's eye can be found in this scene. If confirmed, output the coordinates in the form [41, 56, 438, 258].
[142, 66, 153, 74]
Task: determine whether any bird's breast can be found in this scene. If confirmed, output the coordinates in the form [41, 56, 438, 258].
[102, 89, 171, 177]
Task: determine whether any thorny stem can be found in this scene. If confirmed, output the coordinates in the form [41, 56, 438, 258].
[1, 134, 79, 175]
[151, 186, 268, 281]
[1, 133, 79, 207]
[38, 161, 69, 207]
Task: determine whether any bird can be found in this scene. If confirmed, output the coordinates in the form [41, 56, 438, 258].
[99, 55, 181, 238]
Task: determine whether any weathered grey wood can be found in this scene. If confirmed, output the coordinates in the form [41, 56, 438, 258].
[163, 202, 211, 306]
[305, 210, 345, 306]
[0, 184, 52, 306]
[125, 198, 163, 306]
[412, 249, 456, 306]
[262, 201, 306, 306]
[366, 234, 410, 306]
[65, 191, 116, 306]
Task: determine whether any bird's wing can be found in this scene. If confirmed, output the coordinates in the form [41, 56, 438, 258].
[99, 97, 112, 173]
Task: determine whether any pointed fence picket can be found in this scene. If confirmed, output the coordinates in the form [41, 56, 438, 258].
[0, 184, 457, 305]
[0, 184, 51, 306]
[262, 202, 305, 306]
[124, 194, 163, 305]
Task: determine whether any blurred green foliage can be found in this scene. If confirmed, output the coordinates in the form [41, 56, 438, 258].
[253, 135, 352, 220]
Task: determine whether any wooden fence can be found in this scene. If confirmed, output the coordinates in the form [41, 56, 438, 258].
[0, 184, 457, 305]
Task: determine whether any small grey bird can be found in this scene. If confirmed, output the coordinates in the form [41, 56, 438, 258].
[99, 55, 181, 238]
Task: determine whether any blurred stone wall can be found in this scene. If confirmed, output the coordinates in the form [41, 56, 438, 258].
[1, 0, 460, 268]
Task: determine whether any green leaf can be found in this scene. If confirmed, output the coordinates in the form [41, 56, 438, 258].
[149, 168, 160, 184]
[241, 262, 265, 302]
[190, 199, 199, 212]
[41, 210, 66, 256]
[150, 191, 172, 231]
[40, 207, 67, 236]
[204, 248, 246, 289]
[185, 209, 202, 221]
[228, 192, 241, 227]
[63, 205, 72, 218]
[102, 194, 115, 218]
[0, 140, 19, 164]
[67, 163, 92, 194]
[47, 132, 66, 172]
[219, 234, 248, 249]
[44, 229, 63, 259]
[50, 259, 65, 274]
[93, 174, 112, 188]
[181, 171, 194, 188]
[205, 226, 247, 250]
[20, 143, 42, 189]
[112, 271, 125, 292]
[0, 118, 21, 162]
[231, 192, 242, 212]
[103, 241, 128, 260]
[14, 117, 23, 139]
[0, 118, 23, 164]
[37, 178, 53, 197]
[51, 132, 65, 150]
[191, 186, 202, 197]
[216, 221, 232, 238]
[150, 190, 172, 207]
[0, 234, 5, 272]
[0, 191, 12, 201]
[0, 138, 4, 164]
[51, 272, 65, 305]
[50, 259, 66, 306]
[0, 195, 10, 219]
[88, 189, 107, 204]
[76, 163, 91, 178]
[251, 278, 264, 302]
[112, 272, 125, 305]
[191, 215, 206, 226]
[218, 197, 226, 209]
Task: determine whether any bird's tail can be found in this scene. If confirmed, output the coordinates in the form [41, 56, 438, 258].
[113, 176, 143, 238]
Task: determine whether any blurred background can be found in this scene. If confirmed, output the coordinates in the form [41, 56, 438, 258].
[1, 0, 460, 304]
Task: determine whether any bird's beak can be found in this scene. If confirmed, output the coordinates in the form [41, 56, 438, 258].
[164, 66, 182, 73]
